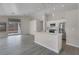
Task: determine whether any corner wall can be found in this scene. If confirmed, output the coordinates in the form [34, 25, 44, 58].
[65, 9, 79, 47]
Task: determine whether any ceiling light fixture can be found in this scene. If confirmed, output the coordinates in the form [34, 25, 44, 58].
[11, 12, 15, 15]
[61, 5, 64, 7]
[53, 8, 55, 11]
[52, 13, 54, 16]
[38, 8, 41, 10]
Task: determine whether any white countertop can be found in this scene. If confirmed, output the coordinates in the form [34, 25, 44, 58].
[35, 32, 62, 36]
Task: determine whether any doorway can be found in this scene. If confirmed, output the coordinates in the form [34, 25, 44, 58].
[8, 18, 21, 35]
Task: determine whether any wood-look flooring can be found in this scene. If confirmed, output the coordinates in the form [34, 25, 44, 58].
[0, 35, 79, 55]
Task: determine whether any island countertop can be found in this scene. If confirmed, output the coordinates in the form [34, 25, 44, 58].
[34, 32, 62, 53]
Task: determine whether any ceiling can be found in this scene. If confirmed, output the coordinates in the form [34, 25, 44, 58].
[0, 3, 78, 16]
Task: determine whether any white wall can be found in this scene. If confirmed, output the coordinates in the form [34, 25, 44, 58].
[30, 20, 37, 35]
[36, 20, 43, 32]
[65, 9, 78, 47]
[20, 16, 30, 35]
[30, 19, 44, 35]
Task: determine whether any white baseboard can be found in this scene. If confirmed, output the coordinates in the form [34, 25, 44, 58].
[34, 41, 59, 54]
[66, 43, 79, 48]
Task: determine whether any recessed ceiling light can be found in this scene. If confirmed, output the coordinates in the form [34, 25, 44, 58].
[53, 8, 55, 11]
[52, 13, 54, 16]
[61, 5, 64, 7]
[11, 12, 15, 14]
[38, 8, 41, 10]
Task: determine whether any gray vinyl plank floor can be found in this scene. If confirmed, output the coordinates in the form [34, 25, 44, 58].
[0, 35, 79, 55]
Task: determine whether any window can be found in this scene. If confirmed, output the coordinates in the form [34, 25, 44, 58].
[0, 23, 6, 32]
[8, 18, 21, 34]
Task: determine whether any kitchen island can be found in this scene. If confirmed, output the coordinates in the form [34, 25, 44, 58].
[34, 32, 62, 54]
